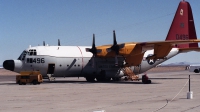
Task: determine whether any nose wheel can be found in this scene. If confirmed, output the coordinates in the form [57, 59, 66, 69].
[142, 74, 151, 84]
[47, 74, 55, 81]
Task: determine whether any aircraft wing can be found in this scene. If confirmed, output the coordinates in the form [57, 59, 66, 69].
[122, 39, 200, 66]
[86, 31, 200, 66]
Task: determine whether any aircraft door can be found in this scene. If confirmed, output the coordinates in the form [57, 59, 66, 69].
[47, 64, 55, 74]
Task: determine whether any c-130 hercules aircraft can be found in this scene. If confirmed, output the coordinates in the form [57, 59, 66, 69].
[3, 0, 200, 83]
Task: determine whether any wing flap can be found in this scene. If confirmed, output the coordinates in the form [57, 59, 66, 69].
[125, 53, 145, 66]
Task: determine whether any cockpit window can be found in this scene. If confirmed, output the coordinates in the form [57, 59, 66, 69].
[33, 50, 36, 55]
[18, 49, 37, 61]
[18, 50, 27, 61]
[28, 49, 37, 56]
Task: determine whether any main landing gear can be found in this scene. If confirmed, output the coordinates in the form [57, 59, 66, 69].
[142, 74, 151, 84]
[85, 77, 95, 82]
[85, 76, 112, 82]
[85, 73, 152, 84]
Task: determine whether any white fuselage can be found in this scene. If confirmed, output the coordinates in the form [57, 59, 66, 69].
[6, 46, 179, 78]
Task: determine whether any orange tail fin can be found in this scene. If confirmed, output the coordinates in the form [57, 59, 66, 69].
[165, 1, 198, 48]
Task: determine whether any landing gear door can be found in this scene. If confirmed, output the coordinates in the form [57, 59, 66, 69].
[47, 64, 55, 74]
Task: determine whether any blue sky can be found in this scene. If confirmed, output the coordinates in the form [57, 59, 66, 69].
[0, 0, 200, 65]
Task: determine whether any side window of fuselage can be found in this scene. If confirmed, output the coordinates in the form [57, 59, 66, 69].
[28, 49, 37, 56]
[26, 49, 37, 63]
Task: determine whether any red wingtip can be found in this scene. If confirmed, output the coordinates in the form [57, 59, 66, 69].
[165, 1, 198, 48]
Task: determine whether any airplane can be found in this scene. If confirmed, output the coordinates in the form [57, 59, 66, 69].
[3, 0, 200, 84]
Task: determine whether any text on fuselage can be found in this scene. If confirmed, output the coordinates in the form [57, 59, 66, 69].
[26, 58, 45, 63]
[176, 34, 189, 40]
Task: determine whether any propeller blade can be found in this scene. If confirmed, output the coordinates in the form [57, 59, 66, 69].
[85, 34, 100, 68]
[92, 55, 95, 68]
[110, 31, 125, 53]
[115, 55, 118, 66]
[86, 34, 99, 55]
[108, 30, 124, 66]
[113, 30, 117, 45]
[92, 34, 95, 48]
[58, 39, 60, 46]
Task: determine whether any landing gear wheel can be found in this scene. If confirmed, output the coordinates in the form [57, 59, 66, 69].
[85, 77, 95, 82]
[146, 80, 151, 84]
[33, 80, 37, 85]
[124, 77, 128, 81]
[112, 77, 120, 81]
[194, 69, 199, 73]
[96, 77, 104, 82]
[142, 75, 151, 84]
[18, 81, 22, 85]
[105, 77, 111, 82]
[96, 77, 111, 82]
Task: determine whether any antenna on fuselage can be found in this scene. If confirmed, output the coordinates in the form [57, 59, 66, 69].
[43, 41, 45, 46]
[58, 39, 60, 46]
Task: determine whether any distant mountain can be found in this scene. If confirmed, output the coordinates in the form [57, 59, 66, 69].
[162, 62, 200, 66]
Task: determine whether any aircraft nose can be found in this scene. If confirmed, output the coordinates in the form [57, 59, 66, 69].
[3, 60, 14, 71]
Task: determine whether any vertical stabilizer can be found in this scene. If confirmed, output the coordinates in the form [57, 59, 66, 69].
[166, 1, 198, 48]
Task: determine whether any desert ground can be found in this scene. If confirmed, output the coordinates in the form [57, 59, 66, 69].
[1, 66, 199, 112]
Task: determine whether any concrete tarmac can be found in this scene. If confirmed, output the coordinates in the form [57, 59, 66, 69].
[0, 70, 200, 112]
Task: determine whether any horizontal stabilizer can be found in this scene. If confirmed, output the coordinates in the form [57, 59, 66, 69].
[179, 47, 200, 53]
[140, 39, 200, 51]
